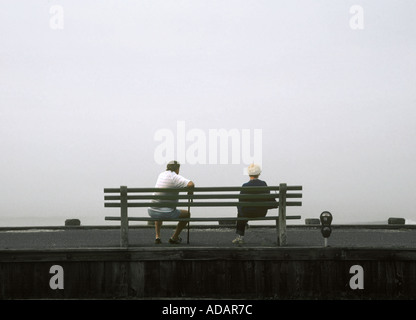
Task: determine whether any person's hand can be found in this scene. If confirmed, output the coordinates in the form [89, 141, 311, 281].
[187, 181, 195, 195]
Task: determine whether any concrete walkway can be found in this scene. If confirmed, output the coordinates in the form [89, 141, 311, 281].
[0, 224, 415, 249]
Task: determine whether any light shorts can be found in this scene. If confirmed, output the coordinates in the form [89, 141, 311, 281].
[148, 208, 181, 219]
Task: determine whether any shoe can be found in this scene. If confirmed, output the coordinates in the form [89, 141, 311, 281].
[169, 237, 182, 244]
[155, 238, 162, 244]
[232, 236, 244, 244]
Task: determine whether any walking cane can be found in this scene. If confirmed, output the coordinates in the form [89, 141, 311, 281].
[187, 194, 191, 244]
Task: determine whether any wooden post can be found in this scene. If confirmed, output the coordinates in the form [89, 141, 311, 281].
[278, 183, 287, 246]
[120, 186, 129, 247]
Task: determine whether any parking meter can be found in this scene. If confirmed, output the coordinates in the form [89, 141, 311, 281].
[320, 211, 333, 247]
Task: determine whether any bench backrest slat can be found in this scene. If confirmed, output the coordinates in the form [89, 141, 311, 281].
[104, 186, 302, 193]
[104, 193, 302, 201]
[105, 201, 302, 208]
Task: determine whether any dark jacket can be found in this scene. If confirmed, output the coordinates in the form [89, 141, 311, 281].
[238, 179, 277, 215]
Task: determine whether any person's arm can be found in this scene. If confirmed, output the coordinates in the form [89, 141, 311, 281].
[238, 184, 248, 214]
[187, 181, 195, 195]
[263, 183, 278, 209]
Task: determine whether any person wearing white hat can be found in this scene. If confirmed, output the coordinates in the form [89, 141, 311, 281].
[247, 163, 262, 176]
[232, 163, 275, 244]
[148, 160, 195, 244]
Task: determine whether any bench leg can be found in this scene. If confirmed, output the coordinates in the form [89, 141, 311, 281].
[187, 221, 190, 244]
[120, 186, 129, 247]
[278, 215, 287, 246]
[275, 219, 280, 246]
[278, 183, 287, 246]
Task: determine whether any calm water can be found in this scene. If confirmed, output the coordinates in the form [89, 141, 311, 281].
[0, 213, 414, 228]
[0, 214, 302, 227]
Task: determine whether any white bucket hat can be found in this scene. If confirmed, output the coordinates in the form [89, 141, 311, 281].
[247, 163, 262, 176]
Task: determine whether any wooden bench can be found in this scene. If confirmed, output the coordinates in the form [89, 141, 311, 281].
[104, 183, 302, 247]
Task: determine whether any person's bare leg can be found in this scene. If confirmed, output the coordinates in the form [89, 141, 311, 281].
[171, 210, 189, 240]
[155, 220, 162, 239]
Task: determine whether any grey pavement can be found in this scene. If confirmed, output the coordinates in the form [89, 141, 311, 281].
[0, 224, 416, 249]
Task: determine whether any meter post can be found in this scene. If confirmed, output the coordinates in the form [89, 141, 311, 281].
[320, 211, 333, 247]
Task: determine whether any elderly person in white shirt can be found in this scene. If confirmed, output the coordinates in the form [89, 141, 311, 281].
[148, 160, 195, 244]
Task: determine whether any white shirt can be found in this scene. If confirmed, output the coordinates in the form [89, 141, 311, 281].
[151, 170, 191, 212]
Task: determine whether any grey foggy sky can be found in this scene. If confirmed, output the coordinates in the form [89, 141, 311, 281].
[1, 0, 416, 225]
